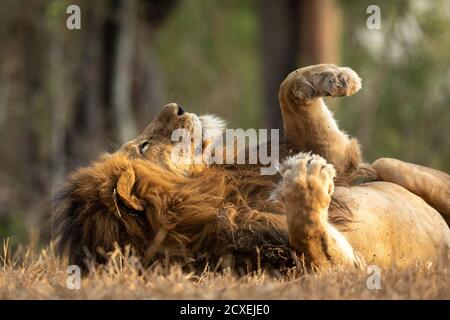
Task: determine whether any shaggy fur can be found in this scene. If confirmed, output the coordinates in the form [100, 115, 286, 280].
[54, 146, 357, 272]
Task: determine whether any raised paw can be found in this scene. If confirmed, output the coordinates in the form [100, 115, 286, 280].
[278, 152, 336, 211]
[282, 64, 362, 102]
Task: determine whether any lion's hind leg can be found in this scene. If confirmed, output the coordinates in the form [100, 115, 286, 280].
[279, 64, 363, 180]
[277, 152, 361, 270]
[373, 158, 450, 223]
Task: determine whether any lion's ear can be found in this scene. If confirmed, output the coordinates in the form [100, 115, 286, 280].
[116, 166, 145, 211]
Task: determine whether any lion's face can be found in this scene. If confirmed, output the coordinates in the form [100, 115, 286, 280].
[54, 103, 227, 267]
[119, 103, 225, 174]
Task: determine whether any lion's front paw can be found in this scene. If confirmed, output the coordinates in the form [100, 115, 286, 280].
[286, 64, 362, 101]
[278, 152, 336, 211]
[331, 67, 362, 97]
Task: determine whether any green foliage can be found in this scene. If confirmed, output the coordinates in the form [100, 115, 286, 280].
[0, 214, 28, 247]
[339, 0, 450, 169]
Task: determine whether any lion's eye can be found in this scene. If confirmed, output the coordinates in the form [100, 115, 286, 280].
[139, 140, 149, 155]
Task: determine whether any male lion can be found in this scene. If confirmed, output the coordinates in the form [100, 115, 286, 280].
[54, 64, 450, 272]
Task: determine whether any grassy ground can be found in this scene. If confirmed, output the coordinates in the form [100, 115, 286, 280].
[1, 240, 449, 300]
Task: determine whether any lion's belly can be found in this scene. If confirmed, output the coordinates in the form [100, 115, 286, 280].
[338, 182, 450, 268]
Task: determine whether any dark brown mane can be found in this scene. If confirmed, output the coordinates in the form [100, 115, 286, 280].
[53, 139, 368, 272]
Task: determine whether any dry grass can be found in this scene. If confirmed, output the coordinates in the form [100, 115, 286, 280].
[1, 239, 449, 300]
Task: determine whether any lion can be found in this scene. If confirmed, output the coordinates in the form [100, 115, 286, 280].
[54, 64, 450, 272]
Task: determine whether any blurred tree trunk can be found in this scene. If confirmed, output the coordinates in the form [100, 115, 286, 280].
[49, 31, 72, 195]
[134, 21, 165, 127]
[75, 1, 106, 157]
[133, 0, 177, 127]
[298, 0, 341, 65]
[112, 0, 139, 142]
[259, 0, 299, 130]
[259, 0, 341, 130]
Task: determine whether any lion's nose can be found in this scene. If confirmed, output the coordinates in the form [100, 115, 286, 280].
[162, 103, 186, 116]
[176, 104, 185, 116]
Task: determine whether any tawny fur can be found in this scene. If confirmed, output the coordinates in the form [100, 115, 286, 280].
[54, 65, 450, 272]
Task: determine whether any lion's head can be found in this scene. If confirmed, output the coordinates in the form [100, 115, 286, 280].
[119, 103, 226, 173]
[53, 103, 243, 268]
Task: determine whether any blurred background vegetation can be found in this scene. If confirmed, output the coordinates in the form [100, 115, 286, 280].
[0, 0, 449, 246]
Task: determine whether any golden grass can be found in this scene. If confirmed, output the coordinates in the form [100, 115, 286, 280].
[1, 239, 449, 300]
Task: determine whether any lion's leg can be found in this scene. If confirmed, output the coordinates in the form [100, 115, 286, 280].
[279, 64, 362, 177]
[373, 158, 450, 223]
[278, 152, 361, 269]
